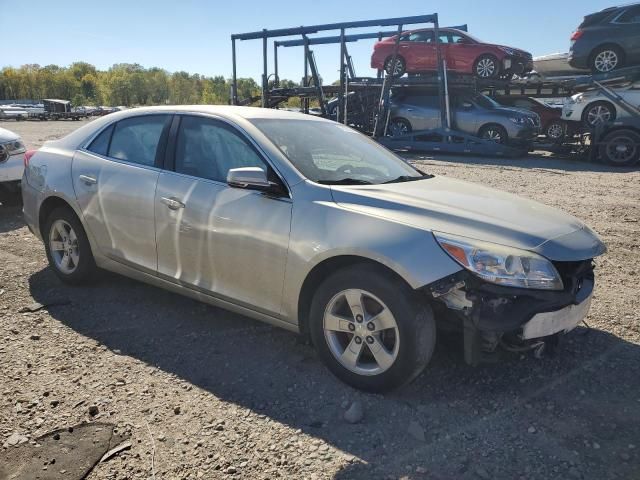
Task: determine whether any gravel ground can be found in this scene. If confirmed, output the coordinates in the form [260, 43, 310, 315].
[1, 119, 639, 480]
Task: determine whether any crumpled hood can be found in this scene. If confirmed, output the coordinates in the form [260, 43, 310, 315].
[330, 176, 606, 261]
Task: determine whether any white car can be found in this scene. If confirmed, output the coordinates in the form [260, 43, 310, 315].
[0, 127, 26, 193]
[563, 83, 640, 128]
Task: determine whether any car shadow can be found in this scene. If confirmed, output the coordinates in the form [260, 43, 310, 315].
[0, 202, 25, 234]
[27, 266, 640, 479]
[403, 150, 639, 174]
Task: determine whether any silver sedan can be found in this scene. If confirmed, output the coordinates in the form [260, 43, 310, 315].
[22, 106, 605, 392]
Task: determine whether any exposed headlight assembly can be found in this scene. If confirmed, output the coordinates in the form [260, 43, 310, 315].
[2, 140, 26, 155]
[509, 116, 527, 125]
[434, 232, 564, 291]
[498, 46, 515, 56]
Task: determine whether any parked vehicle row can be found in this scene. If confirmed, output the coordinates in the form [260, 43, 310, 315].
[0, 126, 26, 202]
[22, 106, 606, 391]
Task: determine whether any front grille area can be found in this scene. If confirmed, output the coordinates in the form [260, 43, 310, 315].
[553, 259, 594, 294]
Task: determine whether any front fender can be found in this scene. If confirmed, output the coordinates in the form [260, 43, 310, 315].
[281, 192, 462, 323]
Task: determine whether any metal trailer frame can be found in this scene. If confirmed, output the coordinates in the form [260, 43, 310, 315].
[231, 15, 529, 157]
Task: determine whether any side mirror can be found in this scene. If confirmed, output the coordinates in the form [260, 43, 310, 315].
[227, 167, 286, 196]
[227, 167, 270, 190]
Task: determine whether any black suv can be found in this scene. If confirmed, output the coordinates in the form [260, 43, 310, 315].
[569, 3, 640, 73]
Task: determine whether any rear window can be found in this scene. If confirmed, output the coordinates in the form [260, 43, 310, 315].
[578, 9, 617, 28]
[87, 124, 113, 156]
[108, 115, 171, 167]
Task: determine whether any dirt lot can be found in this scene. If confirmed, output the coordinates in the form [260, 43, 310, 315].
[1, 118, 639, 480]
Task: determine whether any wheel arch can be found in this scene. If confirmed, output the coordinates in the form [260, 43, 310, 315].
[589, 42, 626, 65]
[37, 195, 93, 250]
[296, 255, 417, 339]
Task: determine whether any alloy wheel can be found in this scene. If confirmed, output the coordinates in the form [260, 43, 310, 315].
[482, 128, 503, 143]
[388, 120, 410, 137]
[385, 59, 404, 76]
[586, 105, 612, 126]
[594, 50, 618, 73]
[49, 219, 80, 274]
[547, 122, 564, 140]
[476, 58, 496, 78]
[323, 289, 400, 376]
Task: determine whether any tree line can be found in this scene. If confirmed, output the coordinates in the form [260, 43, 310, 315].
[0, 62, 302, 107]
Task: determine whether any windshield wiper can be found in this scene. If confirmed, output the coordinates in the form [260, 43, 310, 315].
[318, 178, 373, 185]
[382, 174, 432, 184]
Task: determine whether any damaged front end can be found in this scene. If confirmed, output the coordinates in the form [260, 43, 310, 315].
[425, 260, 595, 365]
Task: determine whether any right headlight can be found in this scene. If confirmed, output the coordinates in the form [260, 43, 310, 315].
[2, 139, 26, 155]
[434, 232, 563, 291]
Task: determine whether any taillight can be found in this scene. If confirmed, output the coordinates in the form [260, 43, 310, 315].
[24, 149, 37, 168]
[570, 30, 583, 41]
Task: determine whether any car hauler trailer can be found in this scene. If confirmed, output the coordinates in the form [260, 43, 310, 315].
[230, 14, 529, 157]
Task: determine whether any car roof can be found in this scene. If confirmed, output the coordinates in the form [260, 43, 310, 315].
[46, 105, 333, 150]
[400, 27, 466, 35]
[112, 105, 330, 121]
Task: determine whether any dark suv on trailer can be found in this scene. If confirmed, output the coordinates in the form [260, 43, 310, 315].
[569, 3, 640, 73]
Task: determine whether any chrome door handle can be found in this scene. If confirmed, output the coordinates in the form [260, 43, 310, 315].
[406, 108, 414, 111]
[160, 196, 185, 210]
[79, 174, 97, 185]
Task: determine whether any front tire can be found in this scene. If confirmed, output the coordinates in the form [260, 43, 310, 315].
[582, 101, 616, 128]
[479, 124, 508, 144]
[309, 265, 436, 392]
[599, 129, 640, 166]
[474, 54, 500, 79]
[546, 120, 566, 143]
[43, 207, 96, 284]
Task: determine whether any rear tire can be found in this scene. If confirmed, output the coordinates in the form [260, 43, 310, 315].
[387, 118, 412, 137]
[599, 129, 640, 166]
[384, 56, 406, 77]
[590, 45, 623, 74]
[309, 265, 436, 393]
[43, 207, 96, 284]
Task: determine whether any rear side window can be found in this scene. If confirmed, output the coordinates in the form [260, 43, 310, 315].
[108, 115, 171, 167]
[87, 124, 113, 156]
[616, 6, 640, 23]
[174, 116, 266, 183]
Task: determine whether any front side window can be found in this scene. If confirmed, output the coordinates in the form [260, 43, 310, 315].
[250, 119, 423, 185]
[174, 116, 266, 182]
[108, 115, 171, 166]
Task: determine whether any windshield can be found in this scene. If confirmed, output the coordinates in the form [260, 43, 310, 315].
[249, 119, 424, 185]
[470, 94, 501, 109]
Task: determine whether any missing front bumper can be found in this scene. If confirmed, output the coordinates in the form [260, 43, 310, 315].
[426, 260, 595, 364]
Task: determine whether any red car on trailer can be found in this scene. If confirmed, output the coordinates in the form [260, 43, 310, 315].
[371, 28, 533, 79]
